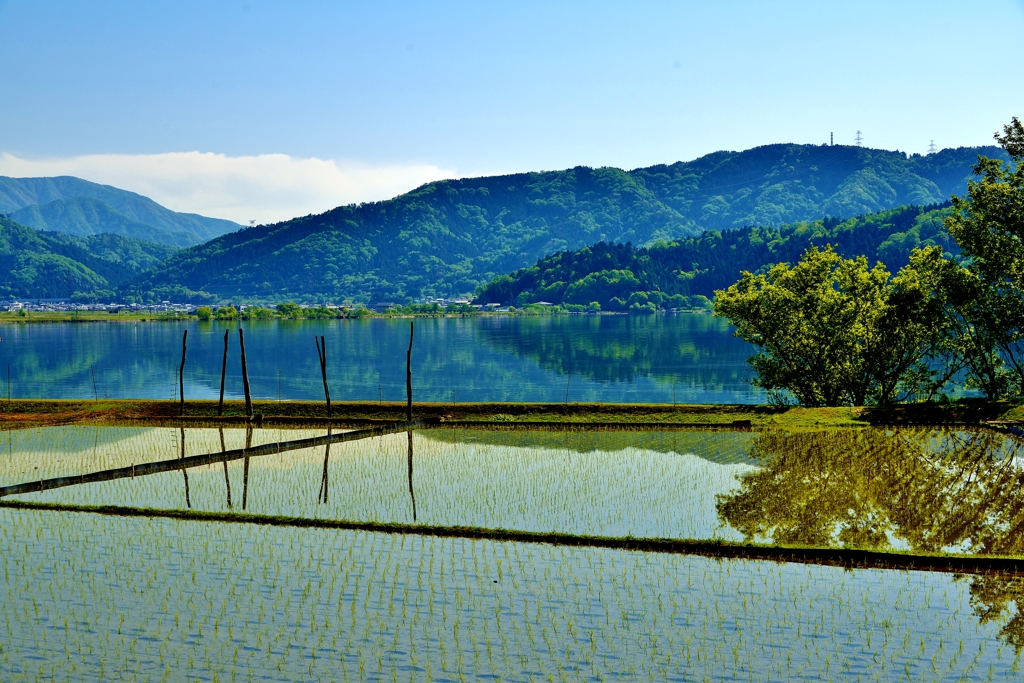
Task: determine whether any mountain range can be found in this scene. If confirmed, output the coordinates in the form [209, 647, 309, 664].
[0, 175, 240, 247]
[122, 143, 1005, 304]
[474, 203, 955, 311]
[0, 215, 177, 300]
[0, 142, 1007, 304]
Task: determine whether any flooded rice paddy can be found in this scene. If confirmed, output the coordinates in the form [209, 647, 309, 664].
[4, 424, 1024, 680]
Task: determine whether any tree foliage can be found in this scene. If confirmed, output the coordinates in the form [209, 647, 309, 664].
[475, 203, 955, 311]
[941, 117, 1024, 398]
[713, 246, 947, 406]
[0, 216, 177, 300]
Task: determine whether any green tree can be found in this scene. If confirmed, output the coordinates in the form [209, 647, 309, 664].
[276, 302, 302, 318]
[943, 117, 1024, 397]
[195, 306, 213, 321]
[714, 245, 947, 406]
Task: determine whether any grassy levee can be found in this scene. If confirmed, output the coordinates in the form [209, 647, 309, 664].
[4, 498, 1024, 575]
[0, 397, 1019, 428]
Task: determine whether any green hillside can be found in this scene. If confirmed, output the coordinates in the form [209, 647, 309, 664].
[0, 216, 178, 300]
[10, 197, 200, 247]
[121, 144, 1002, 305]
[474, 203, 956, 311]
[0, 176, 239, 247]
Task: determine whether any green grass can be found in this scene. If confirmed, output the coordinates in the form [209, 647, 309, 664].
[4, 498, 1023, 574]
[0, 397, 1017, 428]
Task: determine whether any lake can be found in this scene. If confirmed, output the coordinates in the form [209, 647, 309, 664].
[0, 313, 761, 403]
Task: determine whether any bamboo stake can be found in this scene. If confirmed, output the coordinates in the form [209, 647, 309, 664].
[406, 322, 414, 422]
[239, 328, 252, 418]
[220, 427, 231, 508]
[242, 425, 252, 510]
[315, 335, 332, 418]
[179, 427, 191, 508]
[218, 329, 228, 417]
[179, 330, 187, 416]
[92, 365, 98, 401]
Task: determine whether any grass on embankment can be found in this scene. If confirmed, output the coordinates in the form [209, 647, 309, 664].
[0, 397, 1017, 428]
[4, 498, 1022, 575]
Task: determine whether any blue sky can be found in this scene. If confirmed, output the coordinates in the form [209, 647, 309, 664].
[2, 0, 1023, 222]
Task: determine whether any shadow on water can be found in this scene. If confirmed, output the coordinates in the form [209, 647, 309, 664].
[716, 427, 1024, 649]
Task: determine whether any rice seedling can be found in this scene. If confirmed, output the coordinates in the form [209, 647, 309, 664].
[4, 426, 757, 541]
[4, 424, 1024, 680]
[0, 505, 1011, 679]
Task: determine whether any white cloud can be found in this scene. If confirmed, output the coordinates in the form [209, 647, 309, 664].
[0, 152, 459, 224]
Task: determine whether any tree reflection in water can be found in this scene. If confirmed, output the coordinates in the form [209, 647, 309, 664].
[717, 427, 1024, 648]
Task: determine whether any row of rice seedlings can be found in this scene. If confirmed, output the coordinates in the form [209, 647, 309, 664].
[1, 506, 1021, 681]
[17, 430, 757, 541]
[0, 426, 155, 486]
[0, 426, 348, 489]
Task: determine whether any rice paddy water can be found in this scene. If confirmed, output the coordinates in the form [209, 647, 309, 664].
[4, 423, 1024, 680]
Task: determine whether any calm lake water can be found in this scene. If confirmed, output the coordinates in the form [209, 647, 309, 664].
[0, 313, 760, 403]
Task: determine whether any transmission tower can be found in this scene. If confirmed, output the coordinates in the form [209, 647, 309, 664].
[855, 130, 863, 146]
[928, 140, 937, 154]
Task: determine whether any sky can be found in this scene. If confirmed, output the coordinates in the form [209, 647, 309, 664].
[1, 0, 1023, 224]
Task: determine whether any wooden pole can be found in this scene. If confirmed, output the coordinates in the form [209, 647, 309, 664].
[179, 427, 191, 508]
[218, 329, 228, 417]
[406, 322, 414, 422]
[92, 365, 98, 401]
[179, 329, 187, 416]
[239, 328, 253, 418]
[220, 427, 231, 508]
[242, 425, 252, 510]
[315, 335, 332, 418]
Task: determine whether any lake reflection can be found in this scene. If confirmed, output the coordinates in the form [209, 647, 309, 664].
[0, 314, 759, 403]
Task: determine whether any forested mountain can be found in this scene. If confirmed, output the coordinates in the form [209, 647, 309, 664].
[0, 176, 239, 247]
[122, 144, 1001, 304]
[473, 203, 956, 311]
[0, 216, 178, 300]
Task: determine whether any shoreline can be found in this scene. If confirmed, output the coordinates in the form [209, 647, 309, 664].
[0, 398, 1019, 429]
[0, 308, 712, 324]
